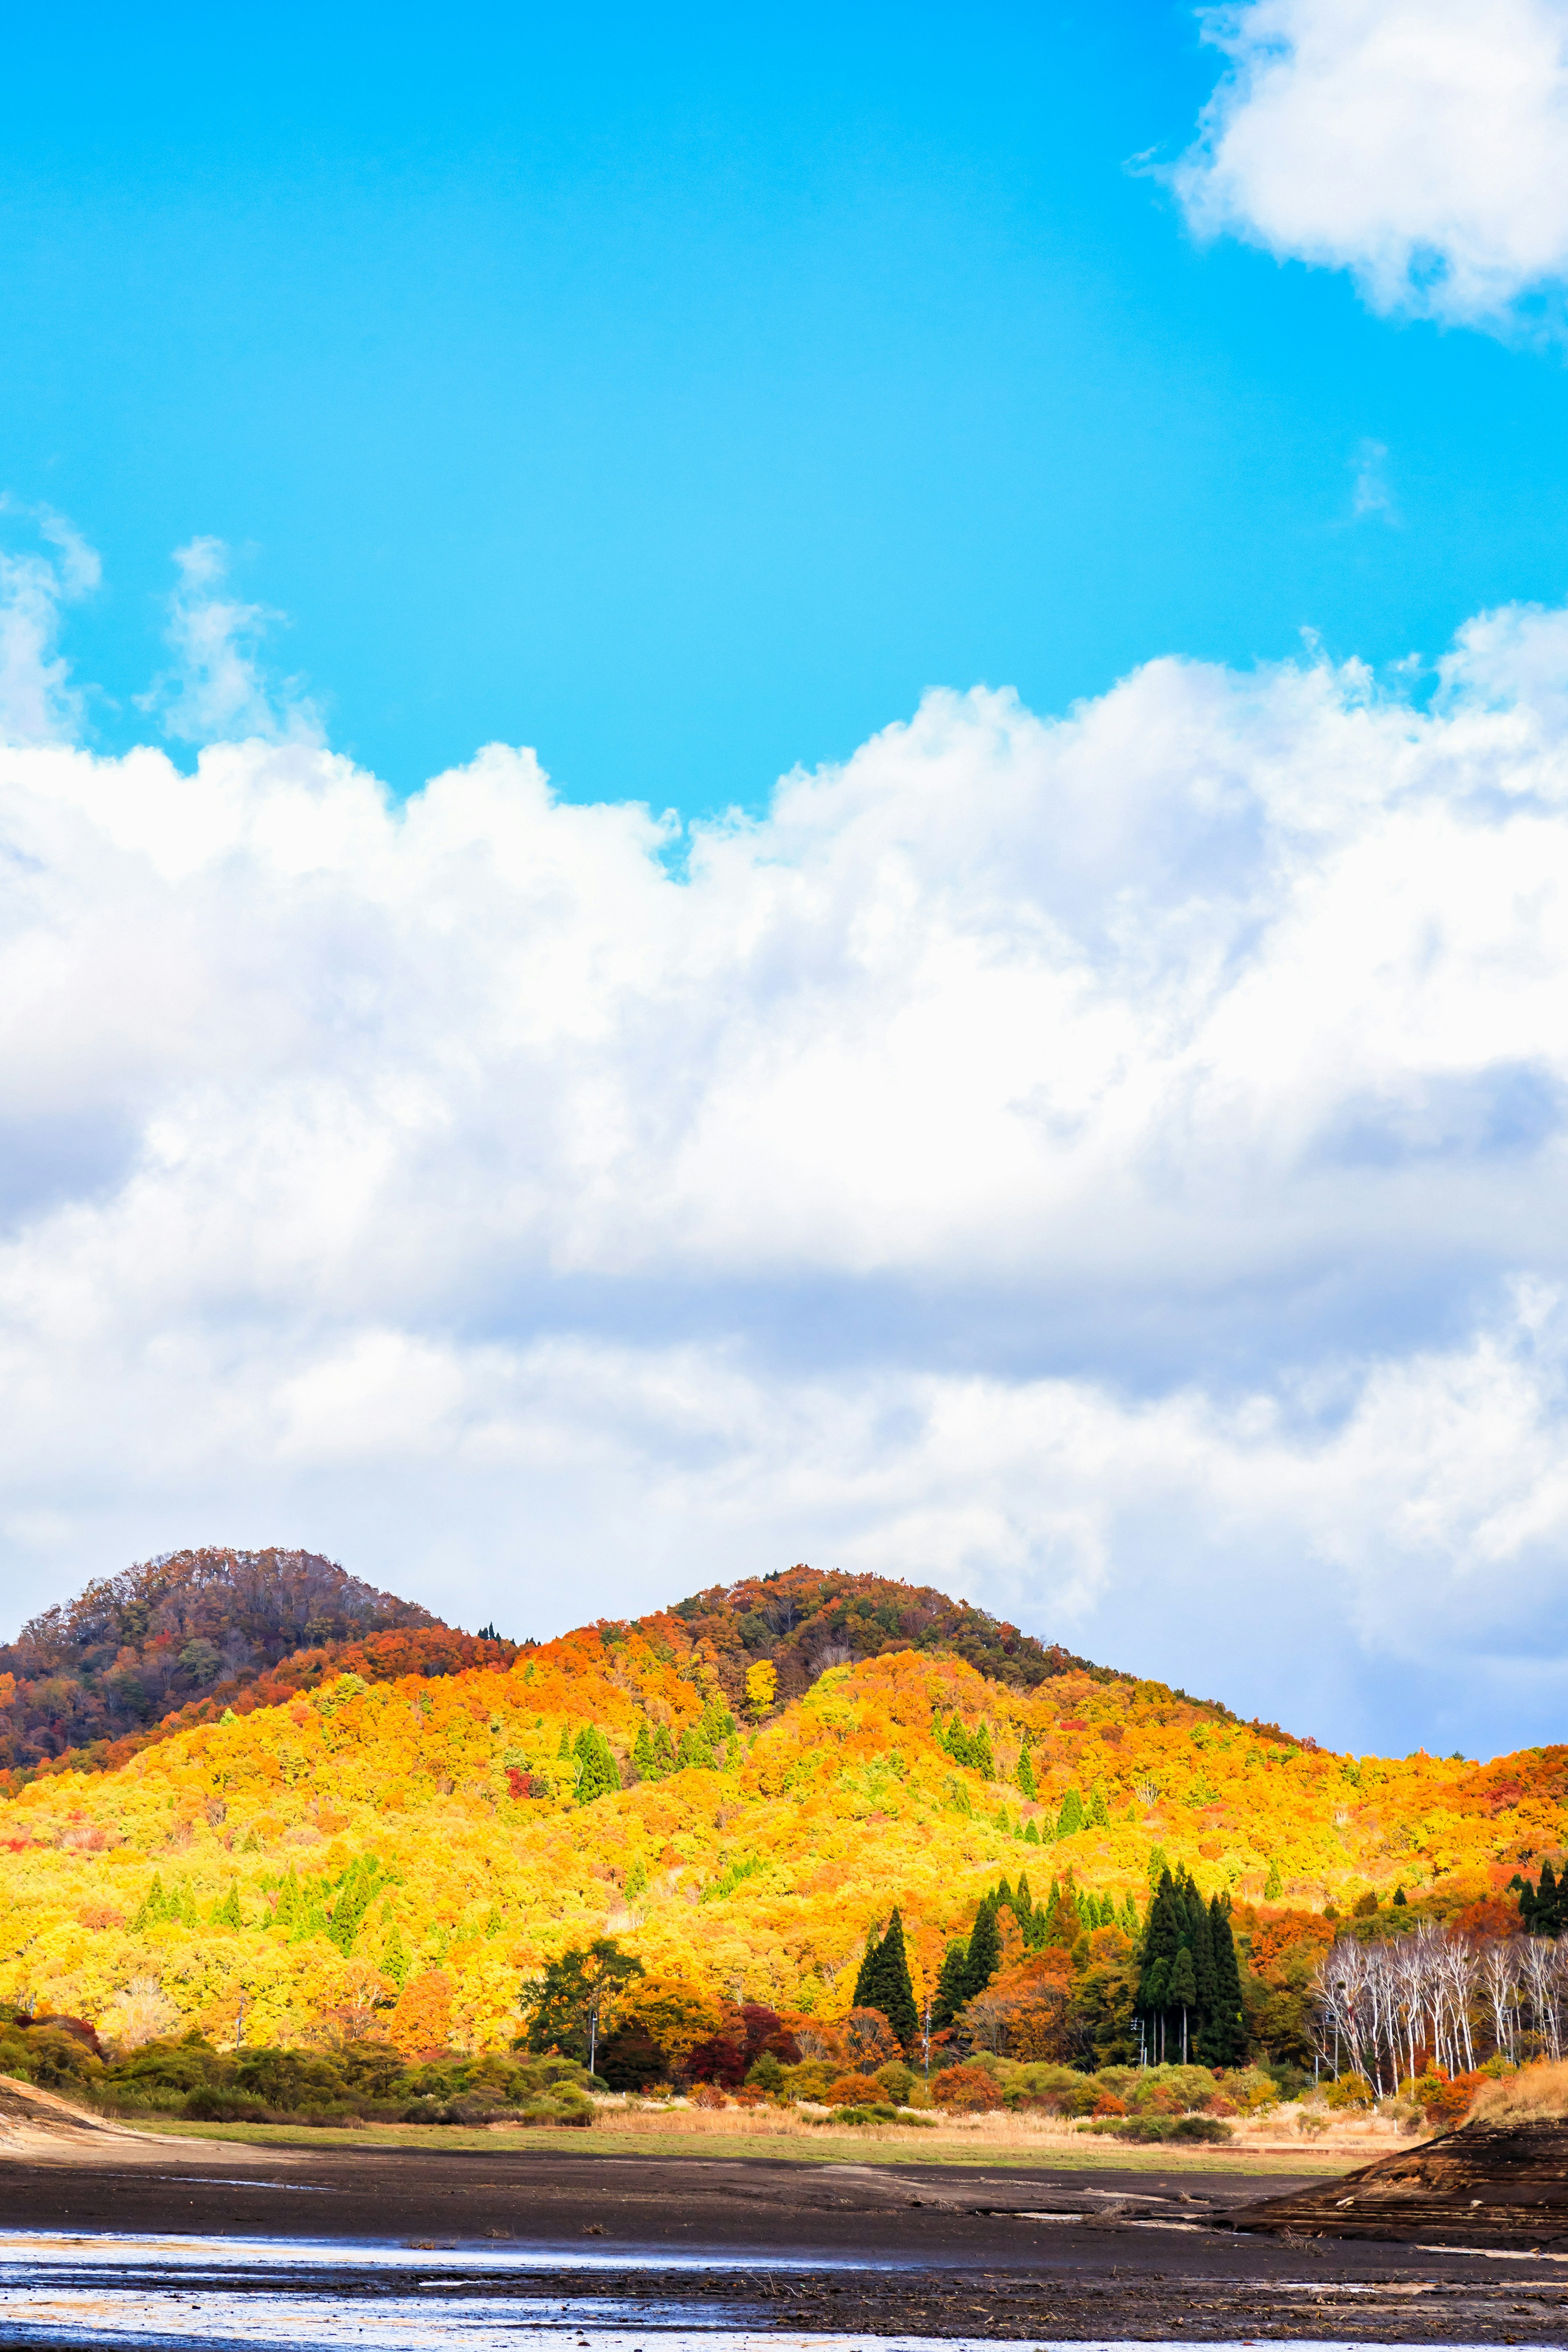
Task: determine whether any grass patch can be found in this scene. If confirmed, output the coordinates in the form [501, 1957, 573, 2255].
[136, 2114, 1345, 2173]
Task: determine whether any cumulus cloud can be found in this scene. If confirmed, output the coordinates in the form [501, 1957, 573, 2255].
[1177, 0, 1568, 330]
[10, 558, 1568, 1747]
[138, 537, 322, 745]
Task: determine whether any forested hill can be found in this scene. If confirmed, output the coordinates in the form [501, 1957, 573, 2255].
[1, 1554, 1559, 2070]
[0, 1548, 454, 1782]
[666, 1567, 1108, 1702]
[2, 1557, 1271, 1795]
[662, 1565, 1285, 1736]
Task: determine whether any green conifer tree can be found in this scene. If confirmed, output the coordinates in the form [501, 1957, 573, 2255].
[1016, 1746, 1037, 1799]
[1024, 1819, 1040, 1844]
[1138, 1869, 1183, 2063]
[930, 1940, 969, 2033]
[875, 1906, 920, 2048]
[558, 1722, 573, 1759]
[1168, 1944, 1198, 2064]
[1057, 1787, 1085, 1838]
[1191, 1886, 1218, 2051]
[574, 1725, 622, 1804]
[960, 1899, 1002, 2000]
[212, 1882, 243, 1929]
[677, 1722, 717, 1770]
[1088, 1781, 1110, 1828]
[973, 1724, 996, 1780]
[1205, 1894, 1246, 2063]
[1264, 1858, 1283, 1900]
[632, 1721, 656, 1780]
[853, 1924, 881, 2009]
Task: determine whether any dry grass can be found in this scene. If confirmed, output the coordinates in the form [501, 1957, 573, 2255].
[139, 2102, 1352, 2172]
[1468, 2061, 1568, 2127]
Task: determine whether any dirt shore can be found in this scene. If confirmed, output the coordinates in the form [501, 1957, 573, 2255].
[7, 2135, 1568, 2340]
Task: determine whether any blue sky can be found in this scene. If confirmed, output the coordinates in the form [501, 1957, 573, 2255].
[3, 0, 1566, 810]
[9, 0, 1568, 1778]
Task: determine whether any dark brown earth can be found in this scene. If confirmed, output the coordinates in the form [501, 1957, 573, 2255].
[7, 2140, 1568, 2339]
[1233, 2121, 1568, 2250]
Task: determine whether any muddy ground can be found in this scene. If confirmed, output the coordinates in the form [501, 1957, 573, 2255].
[5, 2140, 1568, 2339]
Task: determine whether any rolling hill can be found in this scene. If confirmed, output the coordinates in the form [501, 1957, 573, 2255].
[0, 1558, 1558, 2067]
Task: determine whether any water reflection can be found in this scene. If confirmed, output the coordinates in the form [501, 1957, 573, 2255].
[0, 2236, 1519, 2352]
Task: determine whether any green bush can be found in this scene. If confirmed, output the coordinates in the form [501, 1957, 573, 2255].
[103, 2034, 600, 2125]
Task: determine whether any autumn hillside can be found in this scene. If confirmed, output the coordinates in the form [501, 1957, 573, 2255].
[0, 1560, 1561, 2062]
[0, 1548, 450, 1786]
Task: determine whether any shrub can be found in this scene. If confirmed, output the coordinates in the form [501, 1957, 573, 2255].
[932, 2063, 1003, 2113]
[1171, 2114, 1233, 2143]
[1091, 2091, 1126, 2117]
[825, 2072, 883, 2107]
[1408, 2067, 1487, 2126]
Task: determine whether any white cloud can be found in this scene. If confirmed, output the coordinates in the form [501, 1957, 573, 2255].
[137, 538, 322, 746]
[0, 502, 100, 745]
[1177, 0, 1568, 330]
[11, 568, 1568, 1746]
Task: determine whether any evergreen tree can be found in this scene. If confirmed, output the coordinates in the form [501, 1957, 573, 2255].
[558, 1722, 573, 1759]
[574, 1724, 621, 1804]
[327, 1855, 381, 1953]
[1057, 1787, 1085, 1838]
[1013, 1871, 1033, 1932]
[653, 1722, 676, 1774]
[1263, 1858, 1283, 1899]
[1143, 1955, 1170, 2062]
[1120, 1891, 1140, 1935]
[1138, 1869, 1183, 2061]
[1392, 1884, 1408, 1907]
[382, 1919, 410, 1989]
[960, 1898, 1002, 2000]
[1205, 1894, 1247, 2064]
[1016, 1746, 1037, 1799]
[1024, 1819, 1040, 1844]
[871, 1906, 920, 2048]
[212, 1882, 243, 1929]
[1088, 1780, 1110, 1828]
[1192, 1888, 1217, 2009]
[1168, 1944, 1198, 2064]
[853, 1924, 881, 2009]
[675, 1721, 716, 1770]
[930, 1940, 969, 2032]
[973, 1724, 996, 1780]
[632, 1721, 656, 1780]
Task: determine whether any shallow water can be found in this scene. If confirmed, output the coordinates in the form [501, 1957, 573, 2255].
[0, 2234, 1544, 2352]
